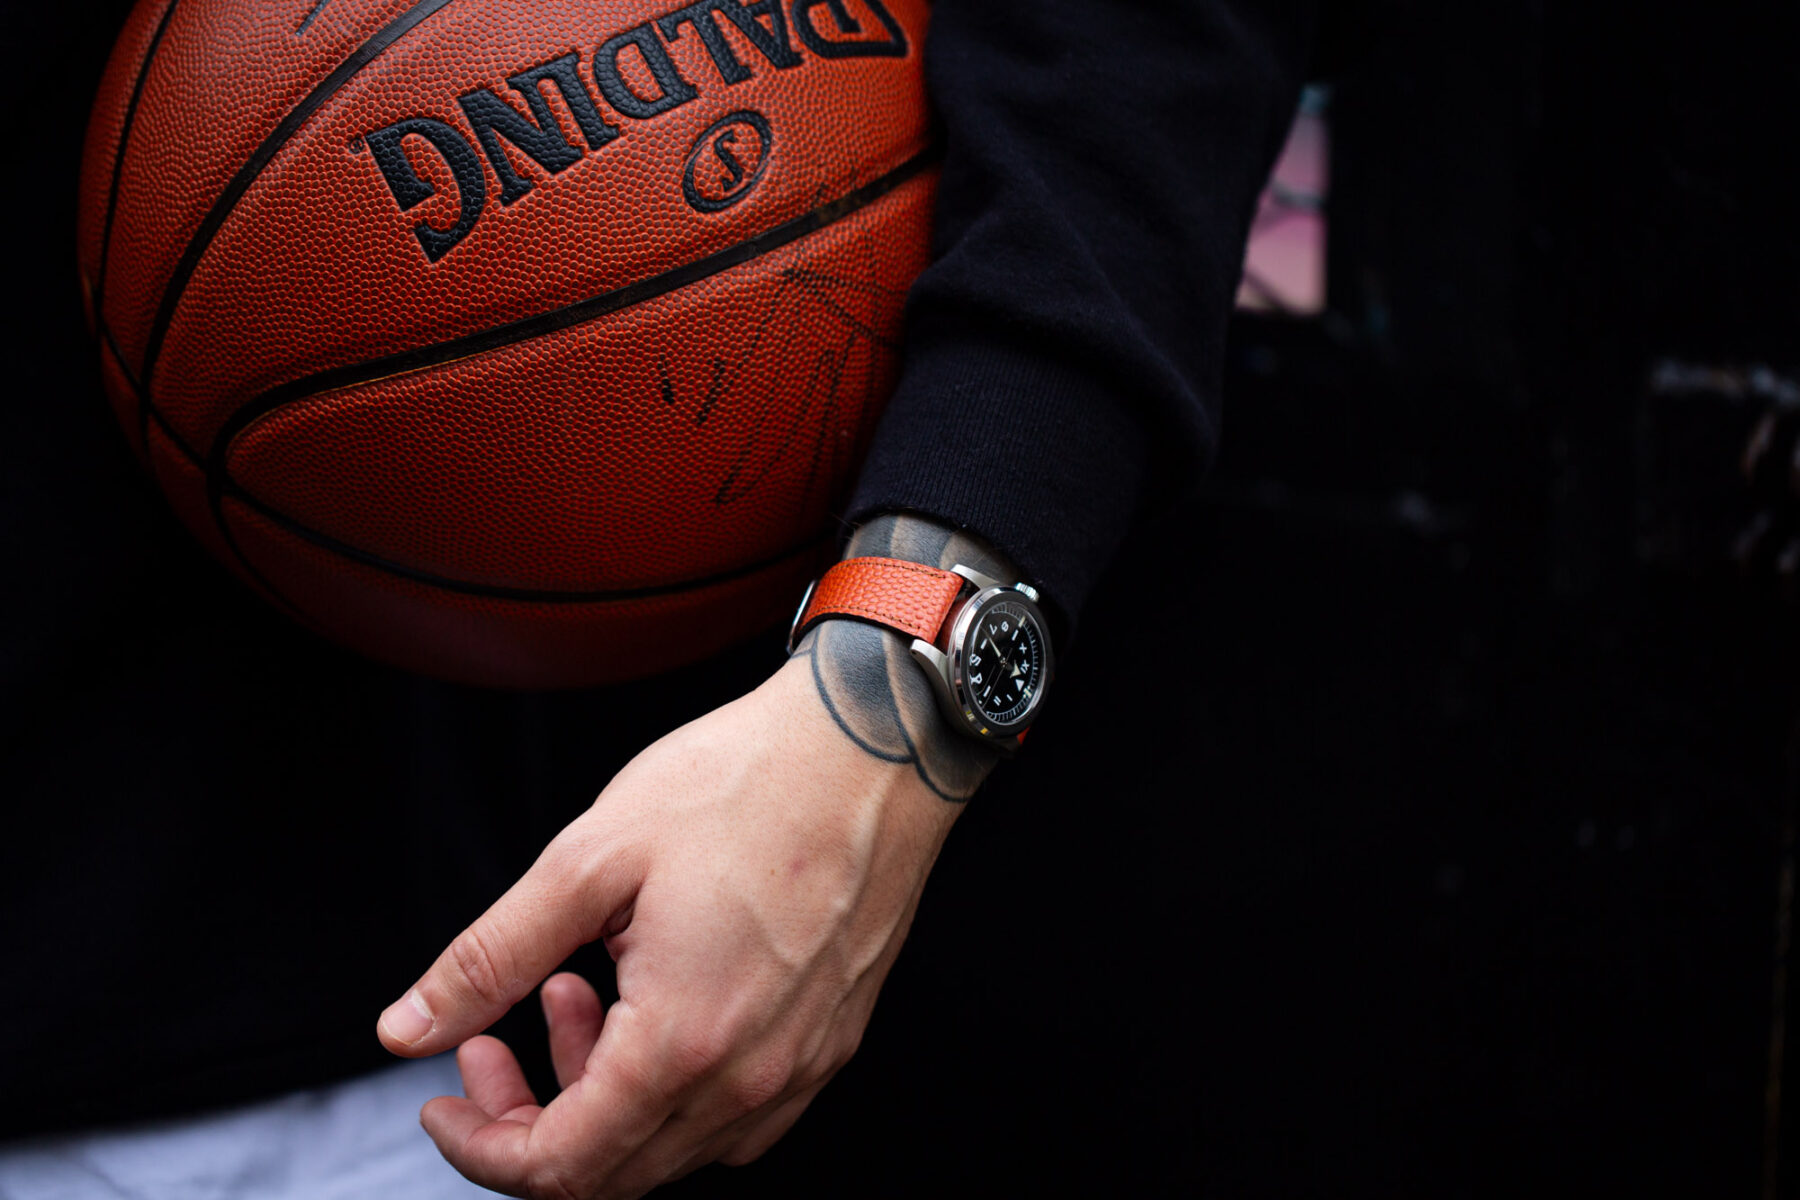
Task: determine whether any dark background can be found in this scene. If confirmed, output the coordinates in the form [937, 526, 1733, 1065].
[6, 2, 1800, 1197]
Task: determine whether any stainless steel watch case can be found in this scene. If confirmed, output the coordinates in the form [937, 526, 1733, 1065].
[907, 564, 1054, 752]
[786, 578, 820, 655]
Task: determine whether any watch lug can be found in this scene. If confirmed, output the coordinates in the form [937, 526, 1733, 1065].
[909, 639, 964, 724]
[909, 637, 951, 683]
[786, 578, 819, 654]
[951, 564, 1005, 592]
[952, 564, 1040, 606]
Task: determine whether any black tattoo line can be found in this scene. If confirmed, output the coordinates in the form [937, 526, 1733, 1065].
[793, 641, 913, 766]
[793, 514, 1021, 802]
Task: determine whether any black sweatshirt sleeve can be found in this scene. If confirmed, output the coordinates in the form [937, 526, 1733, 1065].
[846, 0, 1320, 635]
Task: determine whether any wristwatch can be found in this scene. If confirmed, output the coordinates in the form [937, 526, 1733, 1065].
[787, 556, 1054, 751]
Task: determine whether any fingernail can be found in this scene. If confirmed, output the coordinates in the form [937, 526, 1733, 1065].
[380, 989, 434, 1046]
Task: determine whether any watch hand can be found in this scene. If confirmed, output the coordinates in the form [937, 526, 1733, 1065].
[982, 637, 1013, 679]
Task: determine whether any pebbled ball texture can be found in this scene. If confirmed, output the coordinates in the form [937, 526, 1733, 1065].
[77, 0, 935, 687]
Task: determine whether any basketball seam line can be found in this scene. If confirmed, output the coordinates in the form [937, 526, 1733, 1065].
[101, 322, 211, 465]
[92, 0, 179, 331]
[136, 0, 458, 429]
[208, 143, 942, 463]
[226, 477, 832, 603]
[201, 144, 938, 605]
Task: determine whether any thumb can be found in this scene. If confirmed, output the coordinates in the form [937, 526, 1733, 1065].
[377, 833, 642, 1058]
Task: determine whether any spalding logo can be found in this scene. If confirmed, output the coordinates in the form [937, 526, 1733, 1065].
[357, 0, 910, 262]
[683, 112, 773, 213]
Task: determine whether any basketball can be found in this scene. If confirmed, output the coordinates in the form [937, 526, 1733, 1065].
[77, 0, 935, 687]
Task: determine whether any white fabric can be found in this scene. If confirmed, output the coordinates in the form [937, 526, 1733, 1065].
[0, 1055, 497, 1199]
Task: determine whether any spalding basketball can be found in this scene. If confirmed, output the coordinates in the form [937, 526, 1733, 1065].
[77, 0, 935, 687]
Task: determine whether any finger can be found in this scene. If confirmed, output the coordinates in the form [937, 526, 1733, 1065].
[379, 833, 646, 1058]
[570, 1102, 755, 1200]
[717, 1081, 825, 1167]
[543, 971, 606, 1091]
[420, 1095, 536, 1197]
[587, 1074, 828, 1198]
[581, 1034, 844, 1197]
[438, 1000, 692, 1199]
[458, 1035, 542, 1121]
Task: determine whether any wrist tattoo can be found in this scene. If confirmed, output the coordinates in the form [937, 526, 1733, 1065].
[789, 514, 1018, 802]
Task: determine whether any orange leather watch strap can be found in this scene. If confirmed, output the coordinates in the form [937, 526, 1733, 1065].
[795, 557, 966, 645]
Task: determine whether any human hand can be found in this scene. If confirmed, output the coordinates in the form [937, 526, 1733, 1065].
[376, 531, 1003, 1200]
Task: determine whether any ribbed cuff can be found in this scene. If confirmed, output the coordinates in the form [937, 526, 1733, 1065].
[844, 336, 1152, 641]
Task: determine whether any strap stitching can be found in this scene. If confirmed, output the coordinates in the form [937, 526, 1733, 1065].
[815, 600, 942, 630]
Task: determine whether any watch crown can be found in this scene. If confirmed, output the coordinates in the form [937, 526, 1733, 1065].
[1013, 582, 1041, 604]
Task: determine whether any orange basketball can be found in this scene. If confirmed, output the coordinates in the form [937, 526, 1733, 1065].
[77, 0, 936, 687]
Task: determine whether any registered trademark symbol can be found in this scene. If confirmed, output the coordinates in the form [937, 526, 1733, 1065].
[681, 111, 773, 214]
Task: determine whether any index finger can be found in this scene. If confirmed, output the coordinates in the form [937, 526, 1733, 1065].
[424, 999, 691, 1199]
[380, 834, 645, 1059]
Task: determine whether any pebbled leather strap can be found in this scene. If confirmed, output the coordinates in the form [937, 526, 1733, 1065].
[792, 557, 966, 647]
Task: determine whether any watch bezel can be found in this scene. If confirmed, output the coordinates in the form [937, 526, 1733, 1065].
[946, 585, 1054, 739]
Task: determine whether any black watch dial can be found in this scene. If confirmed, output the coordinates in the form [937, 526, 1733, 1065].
[961, 598, 1047, 730]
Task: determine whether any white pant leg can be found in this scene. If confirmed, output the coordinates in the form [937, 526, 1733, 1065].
[0, 1055, 497, 1200]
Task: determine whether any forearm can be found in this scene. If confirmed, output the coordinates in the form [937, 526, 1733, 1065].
[789, 512, 1017, 802]
[848, 0, 1320, 628]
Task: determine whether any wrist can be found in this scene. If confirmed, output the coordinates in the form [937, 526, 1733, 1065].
[763, 649, 968, 845]
[777, 512, 1056, 801]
